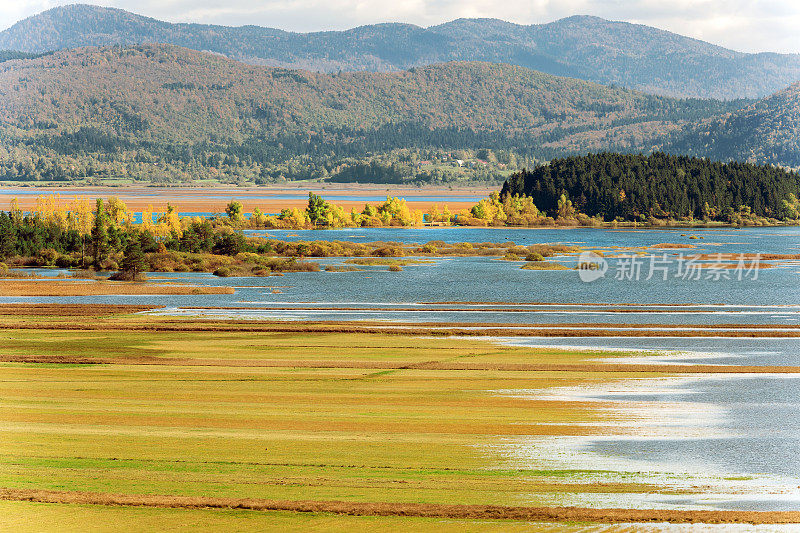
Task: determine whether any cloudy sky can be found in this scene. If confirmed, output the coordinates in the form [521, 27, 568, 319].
[2, 0, 799, 54]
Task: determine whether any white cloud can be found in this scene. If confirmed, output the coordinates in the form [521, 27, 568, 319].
[1, 0, 799, 53]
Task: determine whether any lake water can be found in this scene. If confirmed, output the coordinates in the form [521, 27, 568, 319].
[9, 226, 799, 318]
[4, 225, 800, 511]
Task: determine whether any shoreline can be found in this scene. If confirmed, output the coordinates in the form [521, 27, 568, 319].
[2, 187, 798, 228]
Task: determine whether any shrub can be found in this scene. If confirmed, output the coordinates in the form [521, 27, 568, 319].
[99, 258, 118, 271]
[235, 252, 261, 263]
[388, 265, 403, 272]
[55, 254, 79, 268]
[525, 252, 545, 262]
[325, 265, 363, 272]
[420, 244, 437, 254]
[372, 246, 404, 257]
[213, 267, 232, 277]
[36, 248, 59, 266]
[109, 270, 147, 281]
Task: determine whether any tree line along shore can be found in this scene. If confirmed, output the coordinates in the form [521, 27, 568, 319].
[0, 192, 580, 278]
[2, 153, 799, 278]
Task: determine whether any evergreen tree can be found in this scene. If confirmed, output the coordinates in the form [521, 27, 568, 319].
[306, 192, 330, 226]
[120, 239, 145, 279]
[91, 199, 108, 268]
[225, 201, 244, 224]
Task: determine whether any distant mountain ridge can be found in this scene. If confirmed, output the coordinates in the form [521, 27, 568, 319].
[1, 4, 799, 99]
[0, 44, 744, 182]
[668, 82, 800, 168]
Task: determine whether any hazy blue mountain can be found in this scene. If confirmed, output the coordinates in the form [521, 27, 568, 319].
[1, 4, 798, 99]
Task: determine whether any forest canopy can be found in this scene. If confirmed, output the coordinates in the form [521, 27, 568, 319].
[501, 152, 800, 220]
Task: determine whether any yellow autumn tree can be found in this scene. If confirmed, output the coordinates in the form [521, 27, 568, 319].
[441, 204, 452, 224]
[9, 197, 22, 222]
[141, 205, 154, 234]
[378, 196, 413, 226]
[106, 197, 131, 226]
[71, 196, 94, 236]
[427, 203, 440, 223]
[156, 204, 182, 237]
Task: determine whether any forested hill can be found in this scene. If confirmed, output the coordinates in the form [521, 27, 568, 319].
[1, 4, 799, 99]
[0, 44, 742, 183]
[668, 82, 800, 168]
[501, 152, 800, 220]
[0, 50, 46, 63]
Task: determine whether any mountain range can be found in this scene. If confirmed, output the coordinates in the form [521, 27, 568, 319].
[0, 44, 748, 183]
[0, 5, 797, 183]
[1, 4, 799, 100]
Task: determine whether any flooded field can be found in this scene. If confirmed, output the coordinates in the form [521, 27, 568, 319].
[3, 223, 799, 525]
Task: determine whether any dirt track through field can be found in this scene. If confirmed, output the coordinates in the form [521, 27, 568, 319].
[2, 488, 799, 524]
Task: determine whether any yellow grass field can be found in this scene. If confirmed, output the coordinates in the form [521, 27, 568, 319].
[1, 307, 797, 530]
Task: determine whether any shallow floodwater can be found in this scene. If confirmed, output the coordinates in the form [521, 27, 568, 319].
[5, 227, 799, 316]
[5, 226, 800, 325]
[247, 225, 800, 254]
[4, 226, 800, 511]
[502, 336, 800, 366]
[4, 227, 800, 328]
[495, 336, 800, 511]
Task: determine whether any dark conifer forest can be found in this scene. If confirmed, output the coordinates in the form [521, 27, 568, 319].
[501, 152, 800, 220]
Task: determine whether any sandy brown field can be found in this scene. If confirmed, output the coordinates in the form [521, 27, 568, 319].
[0, 279, 234, 296]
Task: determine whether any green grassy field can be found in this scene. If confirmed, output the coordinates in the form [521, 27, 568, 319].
[0, 312, 780, 529]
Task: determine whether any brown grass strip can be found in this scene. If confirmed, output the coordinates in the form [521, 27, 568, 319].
[650, 243, 696, 249]
[690, 253, 800, 261]
[4, 354, 799, 374]
[0, 304, 162, 316]
[168, 305, 800, 314]
[2, 322, 799, 338]
[0, 280, 234, 296]
[2, 489, 798, 524]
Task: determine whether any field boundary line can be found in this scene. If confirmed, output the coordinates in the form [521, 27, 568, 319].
[2, 488, 800, 524]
